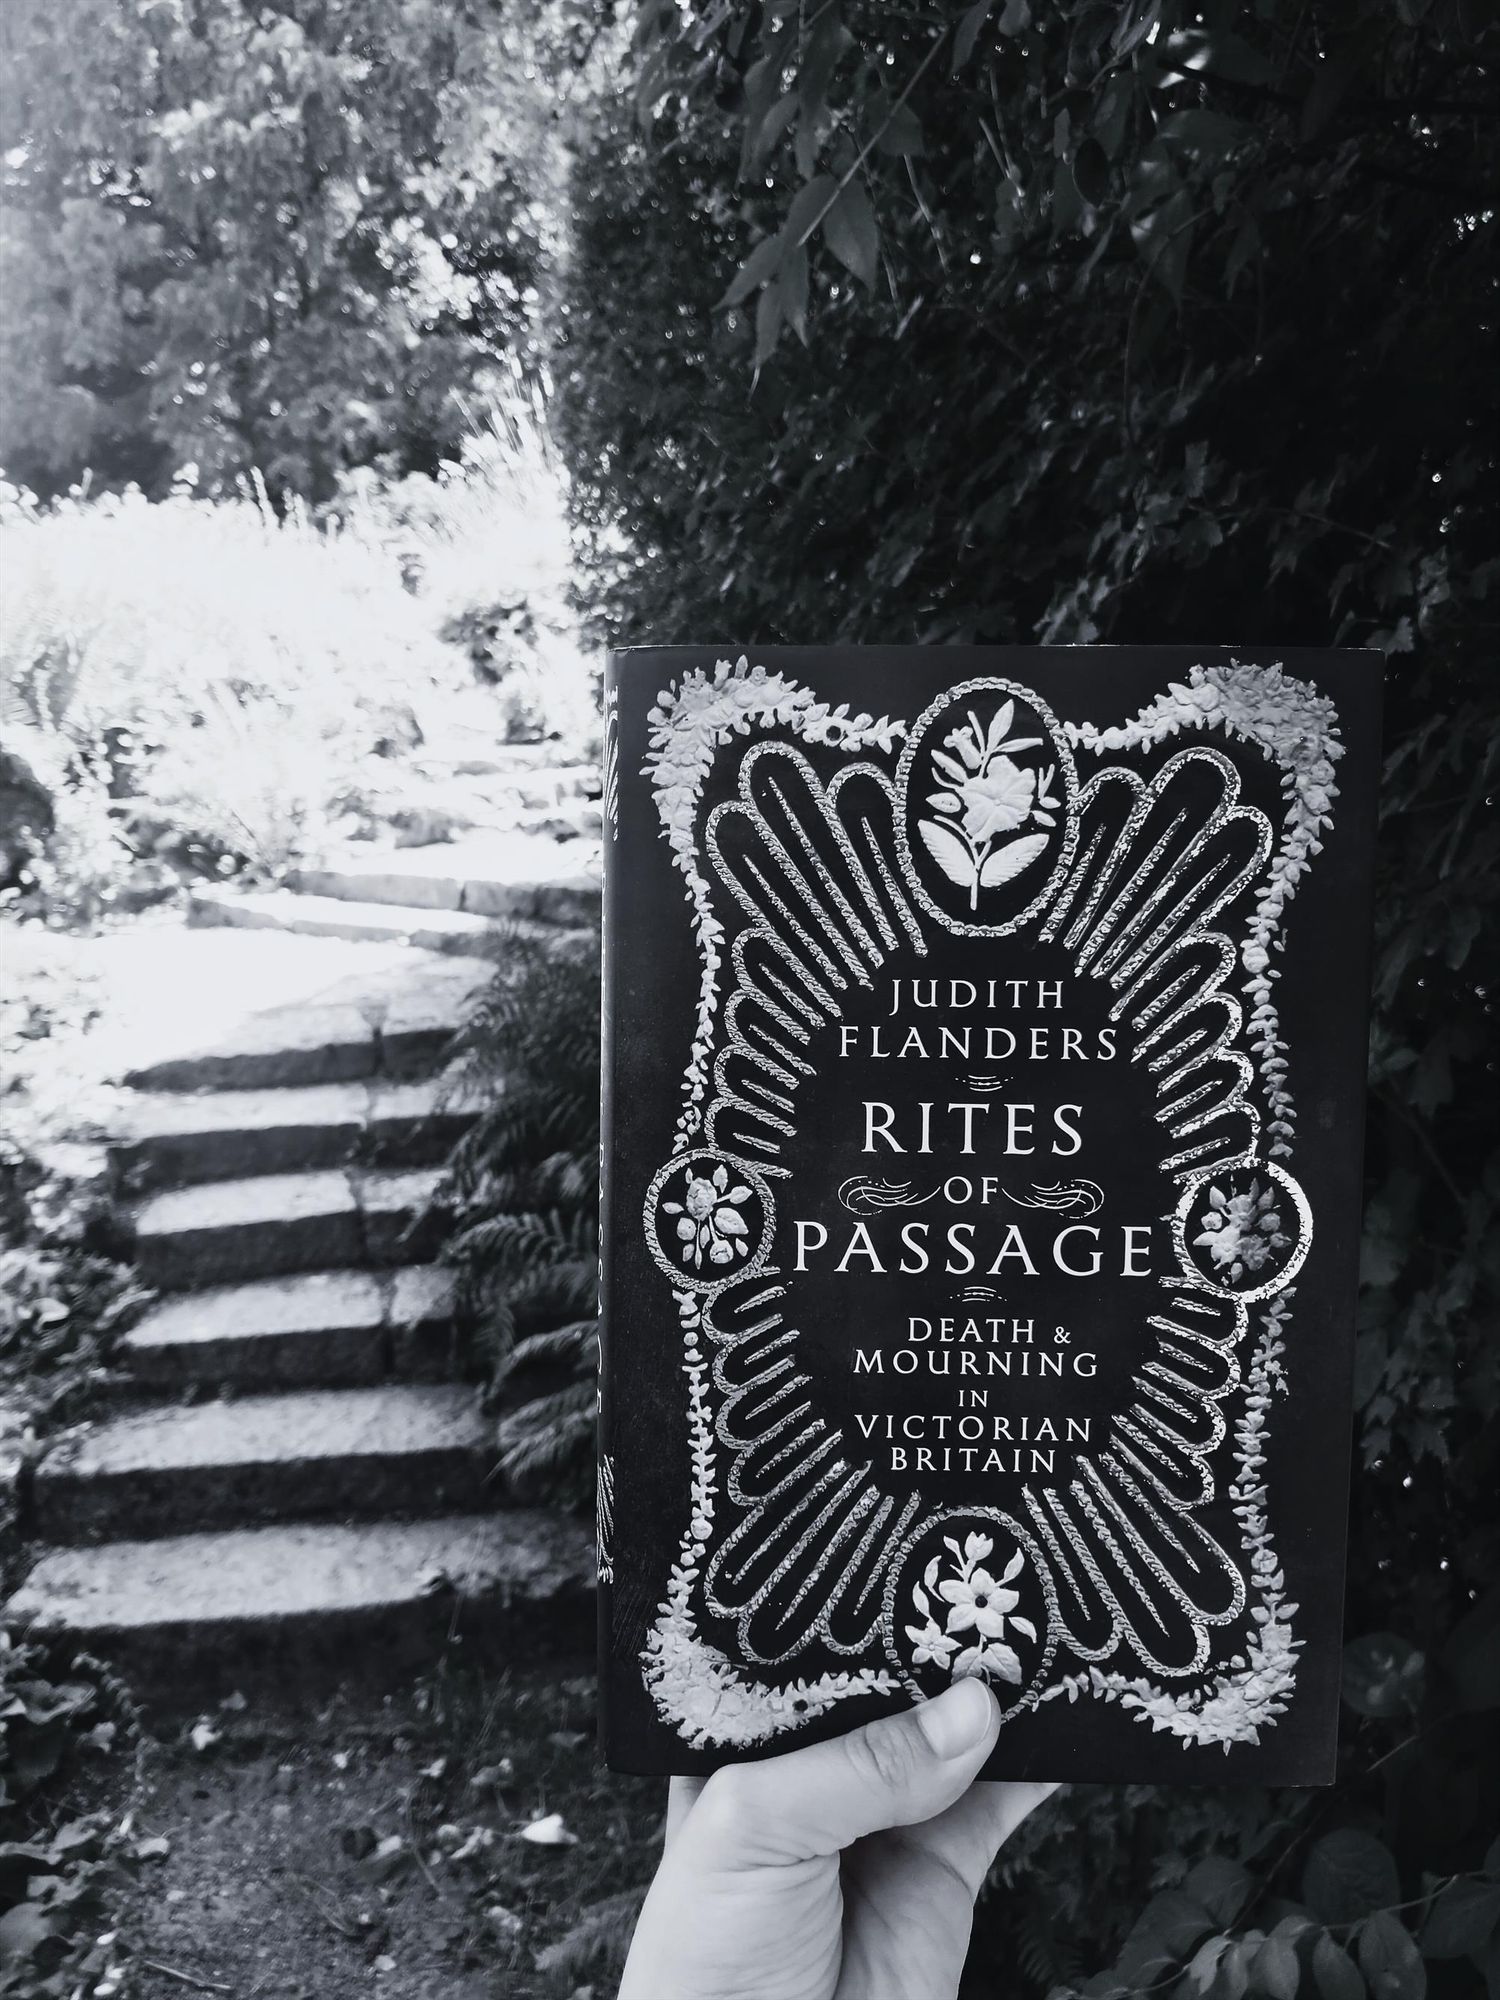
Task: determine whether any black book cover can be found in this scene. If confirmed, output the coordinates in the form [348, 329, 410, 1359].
[599, 646, 1382, 1785]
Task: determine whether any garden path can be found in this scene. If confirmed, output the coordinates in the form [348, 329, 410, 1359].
[5, 820, 601, 1684]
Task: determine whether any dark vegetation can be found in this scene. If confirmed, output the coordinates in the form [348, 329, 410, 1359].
[2, 0, 1495, 1991]
[549, 3, 1499, 1992]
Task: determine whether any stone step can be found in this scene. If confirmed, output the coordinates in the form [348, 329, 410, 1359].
[32, 1384, 494, 1542]
[188, 886, 502, 954]
[111, 1073, 481, 1192]
[131, 1166, 450, 1289]
[290, 832, 601, 925]
[3, 1511, 592, 1681]
[121, 957, 493, 1093]
[120, 1265, 460, 1390]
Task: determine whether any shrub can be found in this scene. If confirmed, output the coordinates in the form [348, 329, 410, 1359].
[0, 1632, 142, 1999]
[442, 926, 600, 1511]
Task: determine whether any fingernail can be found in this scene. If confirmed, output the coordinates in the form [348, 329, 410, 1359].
[916, 1678, 998, 1759]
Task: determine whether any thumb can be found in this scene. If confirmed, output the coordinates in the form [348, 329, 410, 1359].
[691, 1679, 1001, 1866]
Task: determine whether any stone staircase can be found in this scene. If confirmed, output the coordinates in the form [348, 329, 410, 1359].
[6, 838, 601, 1682]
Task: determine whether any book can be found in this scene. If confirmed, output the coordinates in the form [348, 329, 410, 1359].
[599, 646, 1382, 1785]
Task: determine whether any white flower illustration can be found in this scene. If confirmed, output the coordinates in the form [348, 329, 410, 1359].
[905, 1532, 1038, 1689]
[918, 702, 1060, 912]
[1193, 1178, 1291, 1285]
[662, 1162, 754, 1269]
[957, 756, 1037, 842]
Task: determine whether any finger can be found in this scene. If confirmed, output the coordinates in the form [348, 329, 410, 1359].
[691, 1680, 1000, 1867]
[664, 1775, 705, 1851]
[834, 1783, 1060, 2000]
[882, 1777, 1061, 1896]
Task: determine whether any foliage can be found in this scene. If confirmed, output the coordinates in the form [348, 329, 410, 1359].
[442, 927, 600, 1511]
[0, 1633, 143, 1998]
[553, 2, 1499, 1990]
[0, 0, 600, 501]
[0, 384, 594, 902]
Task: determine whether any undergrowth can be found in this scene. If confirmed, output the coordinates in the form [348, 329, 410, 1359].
[442, 926, 600, 1512]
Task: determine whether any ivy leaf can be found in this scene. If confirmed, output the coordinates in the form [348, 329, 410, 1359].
[823, 179, 878, 287]
[1357, 1911, 1426, 2000]
[998, 0, 1031, 33]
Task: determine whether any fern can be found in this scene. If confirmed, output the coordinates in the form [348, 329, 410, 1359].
[442, 924, 601, 1509]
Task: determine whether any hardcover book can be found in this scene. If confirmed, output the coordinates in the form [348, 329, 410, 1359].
[599, 646, 1382, 1785]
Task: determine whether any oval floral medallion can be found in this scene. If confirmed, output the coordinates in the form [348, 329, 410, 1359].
[644, 1150, 774, 1293]
[885, 1511, 1057, 1711]
[1173, 1159, 1312, 1303]
[894, 678, 1078, 937]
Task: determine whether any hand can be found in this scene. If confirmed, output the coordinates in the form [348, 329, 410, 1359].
[618, 1679, 1057, 2000]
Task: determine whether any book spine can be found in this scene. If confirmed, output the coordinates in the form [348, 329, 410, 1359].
[596, 655, 620, 1755]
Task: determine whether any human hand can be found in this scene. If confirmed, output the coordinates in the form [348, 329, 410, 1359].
[618, 1679, 1057, 2000]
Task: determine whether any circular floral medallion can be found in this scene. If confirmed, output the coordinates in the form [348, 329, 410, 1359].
[894, 678, 1078, 937]
[644, 1151, 773, 1294]
[1173, 1159, 1311, 1303]
[884, 1510, 1056, 1713]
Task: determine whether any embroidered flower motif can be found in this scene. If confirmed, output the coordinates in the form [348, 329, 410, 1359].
[1193, 1178, 1291, 1285]
[905, 1532, 1038, 1690]
[663, 1161, 754, 1269]
[955, 757, 1037, 843]
[918, 701, 1061, 912]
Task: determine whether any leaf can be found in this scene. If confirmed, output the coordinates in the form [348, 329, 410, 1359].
[754, 280, 784, 368]
[1342, 1633, 1424, 1718]
[874, 102, 925, 157]
[953, 0, 992, 71]
[720, 231, 786, 309]
[979, 831, 1049, 886]
[918, 819, 977, 889]
[1357, 1911, 1426, 2000]
[0, 1901, 55, 1961]
[823, 179, 878, 287]
[1422, 1877, 1500, 1959]
[785, 175, 838, 246]
[1072, 136, 1110, 207]
[997, 0, 1030, 33]
[750, 92, 798, 171]
[1184, 1856, 1252, 1928]
[1440, 1583, 1500, 1713]
[1313, 1933, 1368, 2000]
[1186, 1936, 1229, 1994]
[985, 699, 1016, 749]
[1130, 187, 1195, 303]
[519, 1812, 578, 1847]
[1255, 1933, 1301, 2000]
[1303, 1831, 1400, 1927]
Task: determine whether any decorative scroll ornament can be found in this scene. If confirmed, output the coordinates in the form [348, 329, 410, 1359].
[636, 658, 1340, 1753]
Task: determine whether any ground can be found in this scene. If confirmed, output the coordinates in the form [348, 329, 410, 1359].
[116, 1660, 659, 2000]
